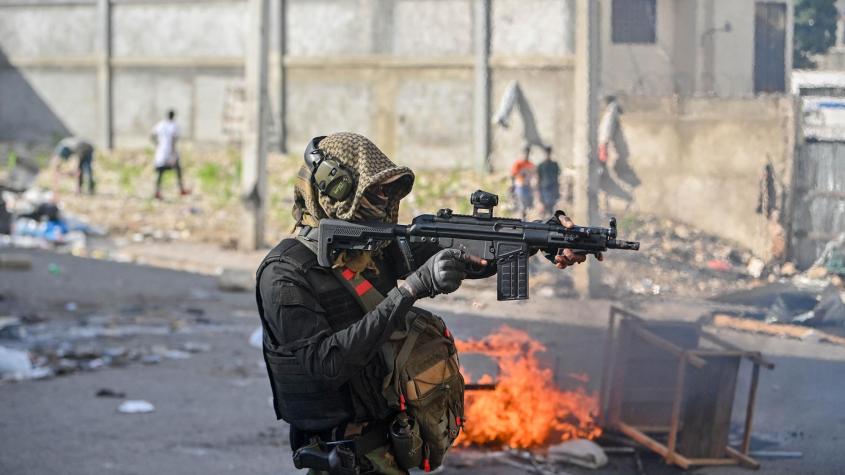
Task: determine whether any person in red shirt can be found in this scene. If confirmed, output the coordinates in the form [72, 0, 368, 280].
[510, 145, 537, 219]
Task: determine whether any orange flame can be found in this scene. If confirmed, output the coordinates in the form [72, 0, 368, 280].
[456, 325, 602, 448]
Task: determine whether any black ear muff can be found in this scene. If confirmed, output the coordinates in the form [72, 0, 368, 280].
[303, 136, 355, 202]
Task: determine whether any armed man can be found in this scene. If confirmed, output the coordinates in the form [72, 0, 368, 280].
[255, 132, 601, 475]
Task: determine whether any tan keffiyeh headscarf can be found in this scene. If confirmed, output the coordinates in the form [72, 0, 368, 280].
[293, 132, 414, 227]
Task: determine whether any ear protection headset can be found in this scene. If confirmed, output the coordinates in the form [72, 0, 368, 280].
[303, 135, 355, 201]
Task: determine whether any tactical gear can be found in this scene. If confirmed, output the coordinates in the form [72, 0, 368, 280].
[402, 248, 469, 298]
[335, 263, 465, 472]
[256, 238, 414, 430]
[293, 132, 414, 228]
[257, 236, 464, 472]
[304, 135, 356, 202]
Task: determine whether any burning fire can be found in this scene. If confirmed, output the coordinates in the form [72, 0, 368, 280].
[456, 325, 602, 448]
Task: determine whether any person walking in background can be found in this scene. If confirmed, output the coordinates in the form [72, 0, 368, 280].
[536, 145, 561, 217]
[51, 137, 95, 194]
[597, 96, 640, 212]
[510, 145, 536, 220]
[150, 110, 189, 199]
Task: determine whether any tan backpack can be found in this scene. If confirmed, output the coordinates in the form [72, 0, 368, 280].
[335, 267, 465, 472]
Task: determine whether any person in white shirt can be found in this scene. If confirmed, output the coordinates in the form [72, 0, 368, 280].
[597, 96, 640, 211]
[150, 110, 189, 199]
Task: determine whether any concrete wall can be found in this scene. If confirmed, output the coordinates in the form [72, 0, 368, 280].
[618, 95, 798, 256]
[0, 0, 575, 170]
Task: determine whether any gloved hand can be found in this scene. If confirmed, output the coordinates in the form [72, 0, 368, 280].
[401, 249, 472, 299]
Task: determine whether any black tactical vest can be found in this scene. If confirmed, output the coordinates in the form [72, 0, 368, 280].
[255, 238, 394, 432]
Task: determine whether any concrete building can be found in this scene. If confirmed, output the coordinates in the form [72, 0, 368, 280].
[600, 0, 793, 97]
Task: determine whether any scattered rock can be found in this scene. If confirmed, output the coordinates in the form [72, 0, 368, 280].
[780, 262, 798, 277]
[805, 266, 828, 280]
[746, 257, 766, 279]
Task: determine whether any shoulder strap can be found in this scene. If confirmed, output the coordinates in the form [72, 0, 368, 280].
[333, 267, 386, 312]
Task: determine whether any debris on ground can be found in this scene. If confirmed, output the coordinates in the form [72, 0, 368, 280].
[0, 253, 32, 270]
[118, 400, 155, 414]
[601, 215, 767, 299]
[0, 316, 26, 340]
[249, 327, 262, 349]
[96, 388, 126, 398]
[711, 314, 845, 346]
[0, 345, 34, 380]
[547, 439, 608, 469]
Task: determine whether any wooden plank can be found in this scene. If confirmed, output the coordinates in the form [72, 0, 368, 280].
[726, 446, 761, 469]
[608, 317, 634, 425]
[678, 355, 740, 458]
[616, 421, 692, 469]
[598, 307, 618, 426]
[742, 364, 762, 454]
[712, 314, 814, 340]
[686, 458, 738, 466]
[666, 356, 687, 457]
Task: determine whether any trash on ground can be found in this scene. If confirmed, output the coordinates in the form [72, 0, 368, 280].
[96, 388, 126, 398]
[0, 345, 33, 380]
[0, 317, 26, 340]
[707, 259, 733, 272]
[249, 327, 263, 349]
[0, 253, 32, 270]
[547, 439, 608, 469]
[118, 400, 155, 414]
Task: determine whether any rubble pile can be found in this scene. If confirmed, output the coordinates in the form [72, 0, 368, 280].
[603, 215, 765, 298]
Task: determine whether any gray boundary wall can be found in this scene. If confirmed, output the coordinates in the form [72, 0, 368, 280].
[0, 0, 577, 169]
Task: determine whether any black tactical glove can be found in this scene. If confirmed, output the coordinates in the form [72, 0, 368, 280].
[401, 249, 468, 299]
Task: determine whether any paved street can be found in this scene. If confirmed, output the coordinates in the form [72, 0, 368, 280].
[1, 249, 843, 474]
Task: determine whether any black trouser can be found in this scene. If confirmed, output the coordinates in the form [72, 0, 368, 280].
[78, 157, 95, 193]
[155, 163, 184, 194]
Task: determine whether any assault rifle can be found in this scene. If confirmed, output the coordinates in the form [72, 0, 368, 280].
[317, 190, 639, 300]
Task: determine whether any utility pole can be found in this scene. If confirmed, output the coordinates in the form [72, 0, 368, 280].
[241, 0, 270, 250]
[473, 0, 492, 172]
[572, 0, 601, 297]
[273, 0, 287, 153]
[96, 0, 112, 149]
